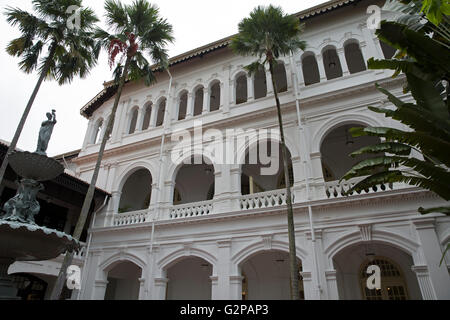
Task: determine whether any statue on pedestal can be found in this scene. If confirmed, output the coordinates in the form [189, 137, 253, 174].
[36, 109, 56, 156]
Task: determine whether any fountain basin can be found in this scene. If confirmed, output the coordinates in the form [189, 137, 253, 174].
[8, 151, 64, 182]
[0, 220, 80, 262]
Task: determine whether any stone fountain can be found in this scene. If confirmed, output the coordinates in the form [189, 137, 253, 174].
[0, 110, 80, 300]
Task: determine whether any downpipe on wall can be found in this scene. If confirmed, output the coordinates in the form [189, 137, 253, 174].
[290, 54, 322, 299]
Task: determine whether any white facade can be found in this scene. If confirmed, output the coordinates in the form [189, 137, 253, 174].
[73, 0, 450, 300]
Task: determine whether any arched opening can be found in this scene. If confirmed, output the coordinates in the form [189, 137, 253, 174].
[344, 41, 367, 74]
[156, 99, 166, 127]
[142, 102, 152, 130]
[380, 40, 396, 59]
[128, 108, 139, 134]
[302, 54, 320, 86]
[194, 86, 204, 116]
[322, 46, 343, 80]
[104, 261, 142, 300]
[320, 124, 381, 183]
[165, 256, 213, 300]
[241, 141, 293, 195]
[236, 74, 248, 104]
[254, 67, 267, 99]
[178, 91, 188, 120]
[333, 242, 422, 300]
[273, 62, 288, 93]
[119, 169, 152, 213]
[240, 250, 304, 300]
[173, 156, 214, 205]
[209, 81, 221, 112]
[92, 119, 103, 144]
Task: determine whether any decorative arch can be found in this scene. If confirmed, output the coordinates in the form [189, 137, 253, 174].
[236, 131, 299, 166]
[176, 89, 189, 121]
[166, 152, 220, 185]
[99, 252, 146, 274]
[91, 117, 104, 144]
[324, 229, 420, 268]
[232, 238, 308, 268]
[312, 113, 382, 153]
[127, 106, 140, 134]
[157, 247, 218, 272]
[114, 161, 157, 192]
[343, 38, 367, 74]
[208, 79, 222, 112]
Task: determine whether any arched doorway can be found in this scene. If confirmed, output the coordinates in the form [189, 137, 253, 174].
[104, 261, 142, 300]
[165, 257, 213, 300]
[333, 242, 422, 300]
[240, 250, 304, 300]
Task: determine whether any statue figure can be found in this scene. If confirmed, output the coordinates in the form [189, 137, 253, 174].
[36, 110, 56, 156]
[1, 179, 43, 224]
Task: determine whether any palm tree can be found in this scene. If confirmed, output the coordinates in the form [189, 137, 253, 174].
[50, 0, 174, 300]
[0, 0, 99, 191]
[230, 5, 306, 300]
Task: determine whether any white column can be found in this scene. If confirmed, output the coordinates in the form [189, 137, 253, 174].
[325, 270, 339, 300]
[150, 103, 158, 128]
[215, 240, 232, 299]
[154, 277, 168, 300]
[247, 75, 254, 101]
[360, 24, 384, 60]
[411, 265, 438, 300]
[113, 99, 130, 142]
[138, 278, 146, 300]
[296, 60, 305, 86]
[135, 107, 145, 132]
[285, 62, 293, 89]
[186, 92, 194, 119]
[337, 48, 350, 76]
[92, 280, 108, 300]
[222, 66, 231, 114]
[210, 275, 219, 300]
[83, 120, 95, 148]
[229, 275, 244, 300]
[413, 218, 450, 299]
[202, 87, 209, 114]
[316, 55, 327, 82]
[300, 271, 314, 300]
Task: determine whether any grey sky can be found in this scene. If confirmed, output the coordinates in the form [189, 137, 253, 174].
[0, 0, 327, 156]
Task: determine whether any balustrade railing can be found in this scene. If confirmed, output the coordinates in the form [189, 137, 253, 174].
[169, 200, 214, 219]
[113, 209, 151, 226]
[325, 177, 393, 199]
[240, 189, 295, 211]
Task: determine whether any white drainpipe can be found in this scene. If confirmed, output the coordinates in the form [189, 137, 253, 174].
[77, 194, 109, 300]
[290, 54, 322, 299]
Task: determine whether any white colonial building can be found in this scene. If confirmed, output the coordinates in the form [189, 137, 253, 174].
[70, 0, 449, 300]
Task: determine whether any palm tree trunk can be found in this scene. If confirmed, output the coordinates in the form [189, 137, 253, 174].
[50, 56, 132, 300]
[269, 60, 300, 300]
[0, 44, 57, 195]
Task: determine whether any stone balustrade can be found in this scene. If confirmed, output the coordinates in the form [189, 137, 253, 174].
[240, 189, 294, 211]
[113, 209, 151, 226]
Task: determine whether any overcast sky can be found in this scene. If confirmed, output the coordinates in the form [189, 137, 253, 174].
[0, 0, 328, 157]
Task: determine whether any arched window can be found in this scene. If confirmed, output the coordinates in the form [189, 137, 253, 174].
[194, 86, 204, 116]
[302, 54, 320, 86]
[344, 41, 367, 74]
[360, 257, 409, 300]
[380, 40, 397, 59]
[178, 91, 188, 120]
[128, 108, 139, 134]
[254, 67, 267, 99]
[323, 47, 343, 80]
[142, 102, 152, 130]
[209, 82, 221, 112]
[119, 168, 152, 213]
[236, 74, 248, 104]
[273, 62, 288, 93]
[92, 119, 103, 144]
[156, 99, 166, 127]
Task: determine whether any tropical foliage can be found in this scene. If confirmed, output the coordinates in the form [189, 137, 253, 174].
[50, 0, 174, 299]
[231, 5, 306, 300]
[0, 0, 99, 193]
[341, 0, 449, 216]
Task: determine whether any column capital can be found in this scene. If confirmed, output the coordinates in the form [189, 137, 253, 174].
[412, 218, 436, 230]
